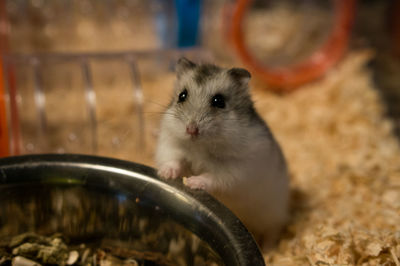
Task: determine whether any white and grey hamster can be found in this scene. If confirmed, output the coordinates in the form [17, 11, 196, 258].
[155, 57, 290, 249]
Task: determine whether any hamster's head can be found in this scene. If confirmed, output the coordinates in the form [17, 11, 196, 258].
[164, 57, 255, 142]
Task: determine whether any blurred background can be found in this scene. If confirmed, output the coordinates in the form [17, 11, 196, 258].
[1, 0, 400, 264]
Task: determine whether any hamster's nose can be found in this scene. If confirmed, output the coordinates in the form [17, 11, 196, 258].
[186, 123, 199, 137]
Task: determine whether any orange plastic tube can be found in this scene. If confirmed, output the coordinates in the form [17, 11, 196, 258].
[229, 0, 357, 91]
[0, 0, 19, 156]
[0, 0, 9, 156]
[0, 62, 9, 157]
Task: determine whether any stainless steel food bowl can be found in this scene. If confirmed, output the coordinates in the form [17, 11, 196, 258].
[0, 154, 265, 266]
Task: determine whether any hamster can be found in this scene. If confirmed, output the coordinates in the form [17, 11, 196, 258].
[155, 57, 290, 249]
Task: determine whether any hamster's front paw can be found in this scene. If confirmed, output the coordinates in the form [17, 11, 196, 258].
[157, 161, 182, 179]
[183, 174, 213, 191]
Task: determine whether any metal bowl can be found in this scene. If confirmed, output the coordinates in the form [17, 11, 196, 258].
[0, 154, 264, 266]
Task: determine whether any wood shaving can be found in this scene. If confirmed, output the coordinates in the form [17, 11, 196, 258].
[251, 50, 400, 265]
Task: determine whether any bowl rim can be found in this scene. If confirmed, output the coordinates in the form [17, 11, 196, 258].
[0, 154, 265, 266]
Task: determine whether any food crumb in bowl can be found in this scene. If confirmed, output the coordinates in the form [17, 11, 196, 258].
[0, 232, 184, 266]
[0, 187, 224, 266]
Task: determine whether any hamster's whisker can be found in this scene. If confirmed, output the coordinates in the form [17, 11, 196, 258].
[143, 111, 168, 115]
[143, 111, 174, 119]
[172, 111, 188, 122]
[174, 107, 190, 121]
[163, 112, 182, 120]
[198, 109, 213, 123]
[143, 99, 170, 109]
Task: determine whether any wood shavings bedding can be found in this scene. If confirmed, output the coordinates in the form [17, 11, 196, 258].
[252, 50, 400, 265]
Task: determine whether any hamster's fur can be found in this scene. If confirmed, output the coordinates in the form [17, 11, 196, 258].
[155, 58, 290, 249]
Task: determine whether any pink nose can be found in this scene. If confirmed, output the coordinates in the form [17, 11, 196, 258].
[186, 124, 199, 136]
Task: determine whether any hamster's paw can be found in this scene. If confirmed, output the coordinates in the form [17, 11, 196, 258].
[184, 174, 213, 191]
[157, 161, 182, 179]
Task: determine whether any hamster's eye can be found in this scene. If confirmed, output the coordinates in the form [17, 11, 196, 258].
[211, 94, 225, 109]
[178, 89, 188, 103]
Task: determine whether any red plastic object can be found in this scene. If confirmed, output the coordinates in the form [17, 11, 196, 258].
[0, 0, 20, 156]
[0, 0, 9, 157]
[0, 63, 9, 157]
[229, 0, 357, 91]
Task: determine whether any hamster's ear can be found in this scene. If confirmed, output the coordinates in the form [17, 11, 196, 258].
[176, 57, 196, 77]
[228, 68, 251, 86]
